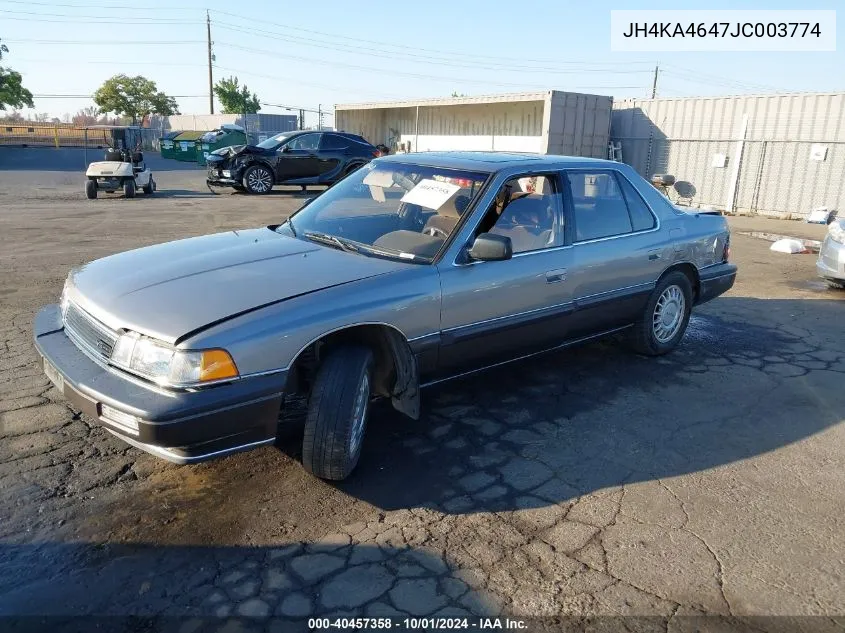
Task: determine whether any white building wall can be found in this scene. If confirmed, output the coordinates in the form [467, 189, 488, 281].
[612, 92, 845, 218]
[335, 91, 611, 157]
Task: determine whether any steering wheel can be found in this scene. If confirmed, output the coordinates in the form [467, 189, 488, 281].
[424, 226, 449, 239]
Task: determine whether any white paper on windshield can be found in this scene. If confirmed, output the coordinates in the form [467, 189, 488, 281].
[400, 179, 461, 210]
[368, 185, 386, 202]
[362, 170, 395, 187]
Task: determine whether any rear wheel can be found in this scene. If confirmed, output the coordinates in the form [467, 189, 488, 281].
[302, 346, 374, 481]
[85, 179, 97, 199]
[243, 165, 274, 194]
[827, 279, 845, 290]
[629, 271, 693, 356]
[123, 179, 136, 199]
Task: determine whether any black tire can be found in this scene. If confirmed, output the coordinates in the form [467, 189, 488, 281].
[629, 271, 693, 356]
[302, 346, 374, 480]
[85, 179, 97, 199]
[243, 165, 274, 194]
[826, 279, 845, 290]
[343, 162, 363, 177]
[123, 179, 136, 199]
[143, 178, 154, 195]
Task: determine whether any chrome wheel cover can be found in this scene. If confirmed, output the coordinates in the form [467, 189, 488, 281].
[247, 168, 272, 192]
[653, 285, 686, 343]
[349, 372, 370, 455]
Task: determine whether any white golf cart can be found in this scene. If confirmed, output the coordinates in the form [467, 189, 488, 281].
[84, 126, 156, 199]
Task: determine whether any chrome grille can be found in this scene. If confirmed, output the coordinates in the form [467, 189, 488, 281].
[63, 302, 118, 362]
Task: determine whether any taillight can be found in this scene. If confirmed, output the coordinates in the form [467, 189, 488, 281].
[723, 235, 731, 262]
[373, 149, 382, 157]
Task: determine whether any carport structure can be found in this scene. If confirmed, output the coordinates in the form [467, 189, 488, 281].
[335, 90, 612, 157]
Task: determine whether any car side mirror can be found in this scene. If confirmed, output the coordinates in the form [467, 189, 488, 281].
[467, 233, 512, 262]
[281, 146, 292, 153]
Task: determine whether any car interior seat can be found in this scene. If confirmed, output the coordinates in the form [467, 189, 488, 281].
[421, 193, 471, 238]
[489, 194, 555, 252]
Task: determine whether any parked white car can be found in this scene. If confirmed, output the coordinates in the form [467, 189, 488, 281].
[817, 218, 845, 289]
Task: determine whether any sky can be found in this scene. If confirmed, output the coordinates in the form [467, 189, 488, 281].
[1, 0, 842, 128]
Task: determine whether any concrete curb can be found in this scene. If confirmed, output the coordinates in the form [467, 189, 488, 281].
[737, 231, 822, 254]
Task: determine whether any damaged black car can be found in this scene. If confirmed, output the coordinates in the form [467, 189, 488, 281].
[206, 130, 381, 194]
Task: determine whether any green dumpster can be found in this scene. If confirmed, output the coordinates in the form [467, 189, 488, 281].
[172, 131, 206, 162]
[195, 124, 248, 166]
[158, 130, 182, 159]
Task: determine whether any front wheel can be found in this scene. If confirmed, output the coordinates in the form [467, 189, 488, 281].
[243, 165, 274, 194]
[628, 271, 693, 356]
[123, 179, 136, 199]
[302, 346, 374, 480]
[85, 179, 97, 199]
[143, 178, 154, 195]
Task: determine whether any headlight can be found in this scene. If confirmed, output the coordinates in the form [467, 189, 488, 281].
[828, 220, 845, 244]
[110, 331, 239, 387]
[59, 277, 72, 317]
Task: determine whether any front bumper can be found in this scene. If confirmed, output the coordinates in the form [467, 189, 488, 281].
[33, 305, 286, 464]
[206, 162, 242, 188]
[817, 237, 845, 282]
[696, 262, 737, 305]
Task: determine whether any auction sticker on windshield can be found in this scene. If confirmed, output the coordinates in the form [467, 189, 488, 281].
[401, 179, 460, 210]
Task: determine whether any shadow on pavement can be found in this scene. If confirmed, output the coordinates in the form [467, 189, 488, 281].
[0, 541, 497, 624]
[313, 296, 845, 513]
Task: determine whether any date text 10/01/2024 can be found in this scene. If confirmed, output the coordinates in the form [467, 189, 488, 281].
[622, 22, 821, 38]
[307, 618, 528, 629]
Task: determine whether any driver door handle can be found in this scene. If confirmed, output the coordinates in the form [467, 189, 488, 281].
[546, 268, 567, 283]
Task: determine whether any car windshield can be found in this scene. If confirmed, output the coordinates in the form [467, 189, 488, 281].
[277, 161, 489, 263]
[256, 132, 294, 149]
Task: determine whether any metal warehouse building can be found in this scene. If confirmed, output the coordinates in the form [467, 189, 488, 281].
[611, 92, 845, 218]
[335, 91, 612, 157]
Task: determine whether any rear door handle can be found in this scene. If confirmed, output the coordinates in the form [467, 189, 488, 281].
[545, 268, 567, 283]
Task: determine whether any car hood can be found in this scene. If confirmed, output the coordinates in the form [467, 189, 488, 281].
[207, 144, 272, 163]
[67, 228, 405, 344]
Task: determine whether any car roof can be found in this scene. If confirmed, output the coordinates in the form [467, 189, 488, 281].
[374, 151, 615, 172]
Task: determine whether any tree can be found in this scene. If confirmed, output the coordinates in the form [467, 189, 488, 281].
[0, 38, 34, 111]
[72, 106, 99, 127]
[450, 91, 467, 98]
[213, 76, 260, 114]
[93, 74, 178, 123]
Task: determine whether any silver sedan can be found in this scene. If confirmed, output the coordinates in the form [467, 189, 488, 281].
[817, 218, 845, 289]
[34, 153, 737, 480]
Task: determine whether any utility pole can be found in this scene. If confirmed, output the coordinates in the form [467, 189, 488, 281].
[317, 104, 322, 130]
[206, 11, 214, 114]
[651, 63, 659, 99]
[299, 109, 305, 130]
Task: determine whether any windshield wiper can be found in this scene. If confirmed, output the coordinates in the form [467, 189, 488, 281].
[303, 231, 359, 254]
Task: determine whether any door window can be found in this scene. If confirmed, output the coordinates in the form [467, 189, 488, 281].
[319, 134, 349, 151]
[286, 133, 320, 151]
[617, 174, 657, 231]
[567, 171, 658, 241]
[474, 175, 562, 254]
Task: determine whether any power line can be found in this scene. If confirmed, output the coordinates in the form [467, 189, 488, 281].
[0, 10, 195, 23]
[0, 0, 197, 8]
[32, 93, 207, 98]
[210, 9, 653, 69]
[215, 23, 654, 76]
[4, 38, 203, 44]
[214, 41, 641, 92]
[211, 64, 402, 101]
